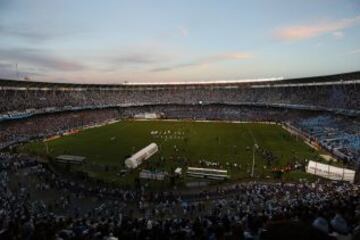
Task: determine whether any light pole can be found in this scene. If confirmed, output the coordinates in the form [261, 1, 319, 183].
[251, 144, 259, 178]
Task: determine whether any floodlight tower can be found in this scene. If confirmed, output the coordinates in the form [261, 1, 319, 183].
[251, 143, 259, 178]
[15, 63, 19, 79]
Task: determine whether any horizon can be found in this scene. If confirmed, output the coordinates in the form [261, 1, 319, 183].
[1, 0, 360, 84]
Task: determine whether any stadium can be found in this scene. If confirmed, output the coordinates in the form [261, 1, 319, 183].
[1, 1, 360, 239]
[1, 70, 360, 239]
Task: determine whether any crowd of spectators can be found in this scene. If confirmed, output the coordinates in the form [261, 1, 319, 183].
[0, 109, 119, 150]
[0, 80, 359, 116]
[294, 115, 360, 165]
[1, 152, 360, 239]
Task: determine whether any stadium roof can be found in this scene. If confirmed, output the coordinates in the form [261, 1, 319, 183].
[0, 71, 359, 88]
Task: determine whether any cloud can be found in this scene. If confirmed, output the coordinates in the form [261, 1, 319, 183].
[0, 48, 86, 71]
[178, 26, 189, 38]
[348, 49, 360, 55]
[0, 22, 83, 43]
[113, 52, 170, 65]
[274, 15, 360, 41]
[0, 62, 46, 79]
[332, 31, 344, 39]
[0, 63, 13, 69]
[0, 0, 11, 13]
[203, 52, 252, 62]
[151, 63, 198, 72]
[0, 63, 15, 79]
[96, 49, 177, 72]
[0, 24, 51, 41]
[151, 52, 252, 72]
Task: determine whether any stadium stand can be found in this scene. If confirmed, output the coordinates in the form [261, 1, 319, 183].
[0, 71, 359, 118]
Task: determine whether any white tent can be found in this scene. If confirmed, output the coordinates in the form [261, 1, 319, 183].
[125, 143, 158, 169]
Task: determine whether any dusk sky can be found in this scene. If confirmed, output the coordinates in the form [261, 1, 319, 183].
[0, 0, 360, 83]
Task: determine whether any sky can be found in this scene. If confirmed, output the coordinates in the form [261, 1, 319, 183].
[0, 0, 360, 84]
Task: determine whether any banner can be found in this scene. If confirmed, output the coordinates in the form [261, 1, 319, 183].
[139, 170, 166, 181]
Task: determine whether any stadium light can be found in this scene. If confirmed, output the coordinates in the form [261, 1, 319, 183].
[251, 144, 259, 178]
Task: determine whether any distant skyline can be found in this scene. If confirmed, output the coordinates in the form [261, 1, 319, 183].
[0, 0, 360, 83]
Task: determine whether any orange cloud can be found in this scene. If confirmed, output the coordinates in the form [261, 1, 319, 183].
[204, 52, 252, 62]
[275, 16, 360, 41]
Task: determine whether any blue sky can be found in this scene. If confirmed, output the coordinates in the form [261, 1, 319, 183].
[0, 0, 359, 83]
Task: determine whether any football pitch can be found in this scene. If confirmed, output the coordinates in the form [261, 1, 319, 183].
[20, 120, 322, 186]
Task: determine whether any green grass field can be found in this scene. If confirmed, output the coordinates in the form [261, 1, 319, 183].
[19, 120, 322, 186]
